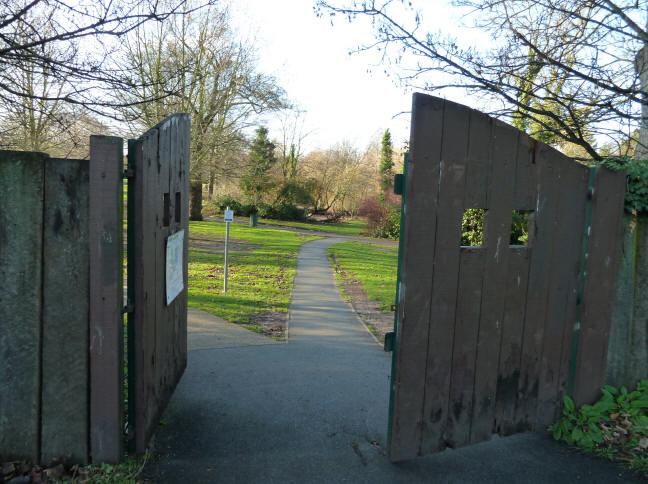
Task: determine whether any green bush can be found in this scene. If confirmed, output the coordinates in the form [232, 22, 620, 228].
[550, 380, 648, 476]
[212, 195, 241, 214]
[604, 158, 648, 214]
[212, 194, 307, 221]
[360, 192, 401, 239]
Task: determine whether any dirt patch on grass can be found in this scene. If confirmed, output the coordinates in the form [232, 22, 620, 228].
[243, 311, 287, 340]
[189, 235, 261, 253]
[330, 258, 393, 344]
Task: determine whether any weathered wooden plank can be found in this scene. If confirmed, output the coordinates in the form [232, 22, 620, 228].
[178, 117, 190, 373]
[155, 117, 171, 424]
[389, 93, 444, 462]
[133, 113, 190, 452]
[134, 128, 159, 453]
[469, 120, 518, 444]
[574, 167, 626, 406]
[0, 151, 45, 462]
[514, 138, 538, 211]
[514, 142, 558, 431]
[464, 109, 492, 209]
[446, 247, 486, 447]
[535, 159, 588, 428]
[419, 99, 470, 454]
[493, 246, 530, 436]
[89, 136, 124, 463]
[41, 158, 90, 464]
[168, 116, 189, 385]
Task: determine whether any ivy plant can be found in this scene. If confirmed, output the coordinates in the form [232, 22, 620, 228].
[603, 158, 648, 214]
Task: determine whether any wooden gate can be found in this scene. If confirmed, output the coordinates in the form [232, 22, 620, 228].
[128, 114, 191, 452]
[388, 94, 626, 461]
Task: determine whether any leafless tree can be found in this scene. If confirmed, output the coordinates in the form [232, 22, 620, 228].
[118, 3, 286, 219]
[316, 0, 648, 160]
[0, 0, 217, 111]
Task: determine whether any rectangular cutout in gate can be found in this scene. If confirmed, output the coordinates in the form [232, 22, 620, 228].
[175, 192, 181, 223]
[163, 193, 170, 227]
[510, 210, 533, 246]
[461, 209, 486, 247]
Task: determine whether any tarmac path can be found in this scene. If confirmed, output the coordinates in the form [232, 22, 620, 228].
[146, 238, 641, 483]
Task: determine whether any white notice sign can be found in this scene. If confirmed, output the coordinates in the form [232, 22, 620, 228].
[166, 229, 185, 305]
[224, 209, 234, 223]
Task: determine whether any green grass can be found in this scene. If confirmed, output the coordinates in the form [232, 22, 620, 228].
[327, 241, 398, 312]
[188, 221, 321, 325]
[259, 218, 369, 237]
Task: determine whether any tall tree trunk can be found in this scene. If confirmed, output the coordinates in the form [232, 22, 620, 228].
[208, 171, 215, 199]
[189, 180, 203, 221]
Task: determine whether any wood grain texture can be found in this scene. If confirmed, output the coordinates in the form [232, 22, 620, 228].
[419, 99, 470, 454]
[470, 120, 518, 444]
[447, 247, 486, 447]
[42, 158, 90, 464]
[389, 93, 444, 462]
[133, 114, 190, 453]
[513, 142, 558, 432]
[574, 167, 627, 406]
[535, 159, 587, 428]
[89, 136, 124, 464]
[390, 93, 625, 460]
[0, 151, 45, 462]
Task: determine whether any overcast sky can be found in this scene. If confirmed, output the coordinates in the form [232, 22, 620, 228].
[229, 1, 466, 153]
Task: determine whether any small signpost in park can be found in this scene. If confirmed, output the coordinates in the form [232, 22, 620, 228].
[223, 207, 234, 293]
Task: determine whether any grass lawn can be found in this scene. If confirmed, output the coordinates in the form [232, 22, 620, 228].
[188, 220, 321, 326]
[259, 217, 369, 237]
[327, 241, 398, 312]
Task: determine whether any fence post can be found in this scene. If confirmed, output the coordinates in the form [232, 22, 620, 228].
[89, 136, 124, 463]
[0, 152, 46, 462]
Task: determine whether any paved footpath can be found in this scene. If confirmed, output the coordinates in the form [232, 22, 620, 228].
[146, 238, 642, 483]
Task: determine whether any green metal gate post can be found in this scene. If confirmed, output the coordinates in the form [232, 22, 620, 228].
[386, 152, 408, 450]
[567, 165, 598, 398]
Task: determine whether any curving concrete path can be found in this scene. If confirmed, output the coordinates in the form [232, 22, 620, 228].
[146, 238, 642, 483]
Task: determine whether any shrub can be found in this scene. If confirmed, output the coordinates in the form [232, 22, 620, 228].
[211, 194, 307, 221]
[276, 204, 307, 221]
[212, 195, 242, 214]
[550, 380, 648, 477]
[359, 191, 401, 239]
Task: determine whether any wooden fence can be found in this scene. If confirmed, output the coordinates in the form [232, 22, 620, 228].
[388, 94, 627, 461]
[0, 114, 189, 464]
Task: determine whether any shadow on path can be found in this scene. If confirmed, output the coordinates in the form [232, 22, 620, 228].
[146, 239, 641, 483]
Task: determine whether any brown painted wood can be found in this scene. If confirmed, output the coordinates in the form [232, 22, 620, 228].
[535, 157, 588, 428]
[133, 114, 190, 453]
[464, 108, 492, 209]
[41, 158, 90, 464]
[493, 246, 530, 435]
[513, 138, 538, 212]
[89, 136, 124, 463]
[389, 94, 444, 462]
[469, 120, 519, 444]
[419, 99, 470, 455]
[574, 167, 627, 406]
[133, 128, 158, 453]
[0, 151, 45, 462]
[493, 133, 536, 436]
[512, 142, 559, 432]
[391, 93, 626, 460]
[447, 247, 486, 447]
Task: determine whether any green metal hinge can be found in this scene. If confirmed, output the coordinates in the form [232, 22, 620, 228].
[394, 174, 404, 195]
[122, 167, 135, 179]
[121, 300, 134, 314]
[384, 332, 395, 352]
